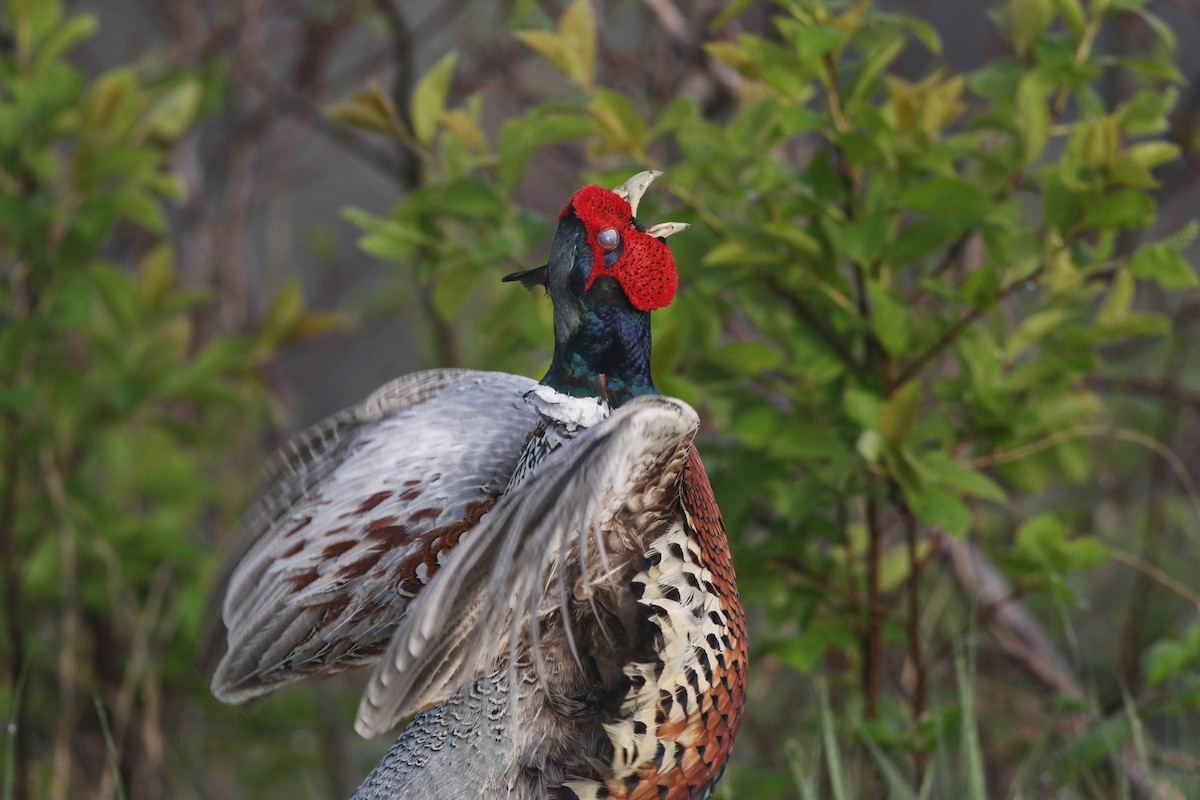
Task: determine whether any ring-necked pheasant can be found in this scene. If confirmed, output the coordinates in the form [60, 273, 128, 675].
[202, 171, 747, 799]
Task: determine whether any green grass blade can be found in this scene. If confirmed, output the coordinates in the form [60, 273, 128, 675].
[955, 641, 987, 800]
[786, 738, 822, 800]
[861, 735, 918, 800]
[94, 695, 128, 800]
[815, 678, 849, 800]
[3, 662, 29, 800]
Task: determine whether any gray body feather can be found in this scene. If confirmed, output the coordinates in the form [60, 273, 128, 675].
[204, 369, 540, 699]
[351, 669, 517, 799]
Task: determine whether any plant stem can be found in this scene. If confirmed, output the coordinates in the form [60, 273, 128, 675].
[763, 276, 868, 379]
[895, 266, 1044, 387]
[901, 497, 928, 781]
[0, 413, 26, 800]
[862, 492, 882, 720]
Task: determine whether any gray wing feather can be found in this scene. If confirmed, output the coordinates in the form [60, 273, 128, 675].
[355, 395, 700, 738]
[204, 368, 540, 703]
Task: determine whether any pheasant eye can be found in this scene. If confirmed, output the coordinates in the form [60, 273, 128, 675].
[597, 228, 619, 251]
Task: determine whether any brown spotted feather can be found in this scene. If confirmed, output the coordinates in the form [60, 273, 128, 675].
[202, 369, 540, 702]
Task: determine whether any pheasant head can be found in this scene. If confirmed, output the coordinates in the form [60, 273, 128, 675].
[505, 170, 688, 406]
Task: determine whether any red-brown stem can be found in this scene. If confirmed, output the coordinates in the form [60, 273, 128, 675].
[0, 413, 27, 800]
[862, 493, 882, 720]
[902, 499, 928, 780]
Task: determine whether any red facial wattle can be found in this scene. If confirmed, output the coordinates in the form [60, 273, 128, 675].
[564, 184, 679, 313]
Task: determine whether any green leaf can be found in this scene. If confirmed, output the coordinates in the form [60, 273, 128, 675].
[887, 445, 926, 497]
[190, 337, 255, 379]
[1016, 72, 1051, 165]
[1129, 242, 1198, 289]
[1145, 628, 1200, 687]
[438, 178, 506, 217]
[588, 89, 647, 158]
[558, 0, 596, 89]
[1014, 513, 1106, 572]
[11, 0, 66, 63]
[431, 259, 481, 318]
[1097, 270, 1134, 326]
[0, 386, 36, 414]
[516, 31, 566, 71]
[844, 386, 884, 431]
[907, 483, 971, 536]
[1083, 190, 1155, 231]
[842, 214, 888, 267]
[1071, 117, 1120, 170]
[703, 238, 785, 268]
[439, 108, 489, 152]
[867, 281, 912, 356]
[84, 68, 140, 139]
[1117, 88, 1177, 136]
[1125, 141, 1180, 172]
[899, 177, 991, 222]
[704, 41, 760, 81]
[1126, 5, 1176, 51]
[326, 80, 409, 140]
[790, 24, 844, 64]
[769, 424, 854, 461]
[1051, 0, 1086, 37]
[1145, 640, 1188, 687]
[91, 264, 141, 330]
[140, 79, 201, 140]
[46, 272, 91, 330]
[1007, 0, 1055, 55]
[411, 51, 458, 147]
[891, 219, 963, 265]
[850, 36, 906, 111]
[1063, 537, 1109, 570]
[708, 341, 782, 375]
[1042, 177, 1083, 233]
[259, 277, 305, 347]
[137, 244, 175, 307]
[516, 0, 595, 90]
[880, 380, 921, 447]
[917, 451, 1008, 503]
[772, 622, 855, 673]
[496, 108, 593, 190]
[33, 11, 97, 68]
[1006, 308, 1069, 358]
[712, 0, 759, 29]
[856, 430, 884, 465]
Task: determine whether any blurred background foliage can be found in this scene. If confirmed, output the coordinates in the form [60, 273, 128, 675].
[2, 0, 1199, 798]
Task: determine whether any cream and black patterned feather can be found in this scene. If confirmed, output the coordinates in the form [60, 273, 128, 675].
[355, 395, 700, 737]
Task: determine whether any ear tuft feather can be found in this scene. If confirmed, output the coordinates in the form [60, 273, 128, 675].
[502, 264, 548, 289]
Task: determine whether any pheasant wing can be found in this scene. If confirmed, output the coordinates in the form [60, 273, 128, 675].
[204, 368, 540, 702]
[355, 395, 700, 737]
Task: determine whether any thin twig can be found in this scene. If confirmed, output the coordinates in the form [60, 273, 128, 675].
[41, 448, 81, 800]
[862, 493, 883, 720]
[1083, 374, 1200, 414]
[0, 413, 26, 800]
[901, 501, 927, 731]
[966, 424, 1200, 524]
[895, 261, 1044, 387]
[1107, 547, 1200, 609]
